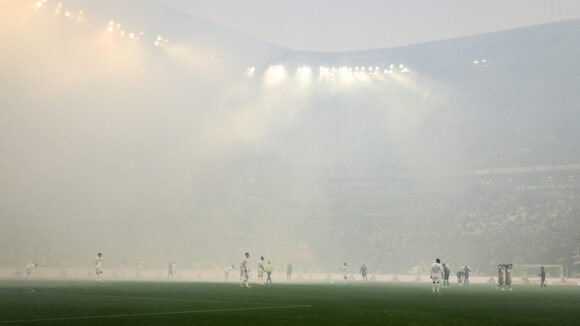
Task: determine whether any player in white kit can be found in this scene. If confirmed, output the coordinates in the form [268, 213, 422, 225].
[95, 252, 104, 283]
[430, 258, 444, 294]
[224, 265, 234, 282]
[240, 252, 251, 288]
[341, 262, 350, 284]
[257, 256, 265, 285]
[25, 262, 38, 280]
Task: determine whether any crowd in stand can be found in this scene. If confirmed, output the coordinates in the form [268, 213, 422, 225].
[334, 173, 580, 275]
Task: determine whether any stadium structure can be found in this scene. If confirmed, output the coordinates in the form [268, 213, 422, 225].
[1, 0, 580, 280]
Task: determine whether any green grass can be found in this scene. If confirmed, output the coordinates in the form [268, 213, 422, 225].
[0, 280, 578, 325]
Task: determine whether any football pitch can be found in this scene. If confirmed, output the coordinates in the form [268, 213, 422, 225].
[0, 281, 578, 325]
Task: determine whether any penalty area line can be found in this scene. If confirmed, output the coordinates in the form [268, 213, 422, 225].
[0, 304, 312, 323]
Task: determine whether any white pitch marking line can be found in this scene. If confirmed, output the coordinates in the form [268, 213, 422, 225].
[2, 290, 294, 306]
[0, 305, 312, 323]
[45, 292, 229, 304]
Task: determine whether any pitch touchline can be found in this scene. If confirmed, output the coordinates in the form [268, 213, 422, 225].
[0, 305, 312, 323]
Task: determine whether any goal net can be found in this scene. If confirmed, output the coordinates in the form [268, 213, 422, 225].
[511, 264, 564, 284]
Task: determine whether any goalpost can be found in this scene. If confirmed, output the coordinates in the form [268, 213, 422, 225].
[512, 264, 565, 284]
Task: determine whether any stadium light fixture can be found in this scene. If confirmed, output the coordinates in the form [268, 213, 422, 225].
[246, 67, 256, 77]
[264, 65, 287, 85]
[154, 36, 169, 47]
[296, 66, 312, 82]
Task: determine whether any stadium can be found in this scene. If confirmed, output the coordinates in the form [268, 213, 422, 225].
[1, 0, 580, 324]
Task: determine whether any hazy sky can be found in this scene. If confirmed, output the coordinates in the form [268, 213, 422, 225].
[157, 0, 580, 52]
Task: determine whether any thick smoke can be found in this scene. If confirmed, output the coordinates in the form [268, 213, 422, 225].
[1, 1, 579, 277]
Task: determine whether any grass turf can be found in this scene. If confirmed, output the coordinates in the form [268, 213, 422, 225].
[0, 280, 578, 325]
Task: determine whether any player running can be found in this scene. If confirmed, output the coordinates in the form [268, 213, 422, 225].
[360, 264, 368, 281]
[240, 252, 251, 288]
[431, 258, 444, 294]
[266, 261, 273, 284]
[95, 252, 104, 283]
[257, 256, 266, 285]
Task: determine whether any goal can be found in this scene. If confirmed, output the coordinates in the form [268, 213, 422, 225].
[511, 264, 564, 284]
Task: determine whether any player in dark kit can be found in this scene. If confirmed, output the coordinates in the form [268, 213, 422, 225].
[497, 264, 505, 291]
[443, 263, 450, 286]
[539, 266, 546, 288]
[360, 264, 368, 281]
[456, 270, 464, 284]
[504, 264, 513, 290]
[463, 266, 472, 285]
[286, 263, 293, 280]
